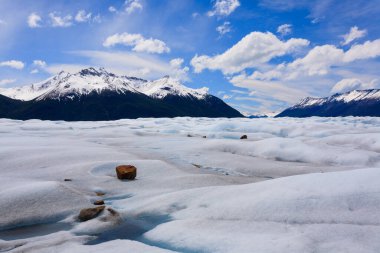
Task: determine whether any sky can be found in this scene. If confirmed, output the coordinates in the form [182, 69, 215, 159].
[0, 0, 380, 115]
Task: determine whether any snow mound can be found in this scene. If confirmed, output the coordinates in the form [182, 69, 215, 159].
[125, 168, 380, 253]
[0, 181, 89, 230]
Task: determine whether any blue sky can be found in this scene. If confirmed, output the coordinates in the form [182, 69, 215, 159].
[1, 0, 380, 115]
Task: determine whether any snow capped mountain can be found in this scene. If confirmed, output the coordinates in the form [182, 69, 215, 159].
[295, 89, 380, 108]
[277, 89, 380, 117]
[0, 67, 242, 120]
[0, 67, 208, 101]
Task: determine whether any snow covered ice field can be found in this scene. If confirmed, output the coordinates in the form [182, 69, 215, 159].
[1, 117, 380, 252]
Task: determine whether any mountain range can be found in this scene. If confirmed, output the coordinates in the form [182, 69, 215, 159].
[276, 89, 380, 117]
[0, 67, 243, 121]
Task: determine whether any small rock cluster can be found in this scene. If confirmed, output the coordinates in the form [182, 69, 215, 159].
[77, 164, 137, 222]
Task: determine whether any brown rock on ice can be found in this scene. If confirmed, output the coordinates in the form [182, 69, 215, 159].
[78, 206, 105, 221]
[93, 200, 105, 205]
[95, 191, 105, 196]
[116, 165, 137, 180]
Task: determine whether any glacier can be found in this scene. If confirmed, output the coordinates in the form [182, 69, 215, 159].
[1, 117, 380, 252]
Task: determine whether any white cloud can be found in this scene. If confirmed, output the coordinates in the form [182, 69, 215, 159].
[250, 39, 380, 82]
[343, 39, 380, 62]
[0, 79, 16, 86]
[285, 39, 380, 80]
[222, 94, 232, 99]
[331, 78, 379, 93]
[169, 58, 189, 81]
[191, 31, 309, 74]
[125, 0, 143, 14]
[285, 45, 344, 78]
[192, 12, 200, 18]
[103, 33, 170, 54]
[0, 60, 25, 69]
[169, 58, 184, 68]
[0, 19, 6, 25]
[341, 26, 367, 46]
[33, 60, 47, 68]
[109, 6, 117, 12]
[31, 60, 47, 74]
[216, 21, 232, 35]
[231, 89, 248, 94]
[208, 0, 240, 17]
[92, 15, 102, 23]
[49, 12, 73, 27]
[277, 24, 292, 36]
[75, 10, 92, 23]
[27, 13, 42, 28]
[133, 39, 170, 54]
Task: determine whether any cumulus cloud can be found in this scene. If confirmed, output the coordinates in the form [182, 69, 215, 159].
[109, 6, 117, 12]
[285, 45, 344, 78]
[30, 60, 47, 73]
[277, 24, 292, 36]
[125, 0, 143, 14]
[27, 13, 42, 28]
[169, 58, 185, 69]
[0, 60, 25, 69]
[169, 58, 189, 81]
[103, 33, 170, 54]
[249, 39, 380, 82]
[33, 60, 47, 68]
[192, 12, 200, 18]
[343, 39, 380, 62]
[49, 12, 73, 27]
[216, 21, 232, 35]
[0, 79, 16, 86]
[331, 78, 379, 93]
[208, 0, 240, 17]
[191, 31, 309, 74]
[341, 26, 367, 45]
[75, 10, 92, 23]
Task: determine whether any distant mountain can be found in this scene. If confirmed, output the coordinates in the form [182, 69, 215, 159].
[276, 89, 380, 117]
[0, 68, 243, 121]
[247, 114, 268, 119]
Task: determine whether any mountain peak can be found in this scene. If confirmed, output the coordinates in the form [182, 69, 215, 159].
[295, 89, 380, 108]
[277, 89, 380, 117]
[77, 67, 113, 77]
